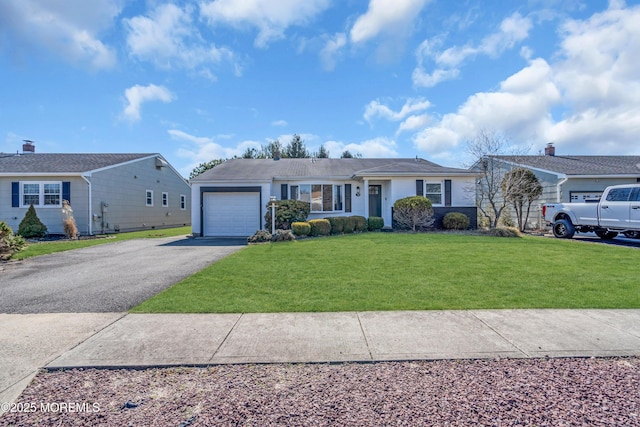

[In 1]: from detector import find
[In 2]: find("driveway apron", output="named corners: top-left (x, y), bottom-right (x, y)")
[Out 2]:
top-left (0, 236), bottom-right (246, 313)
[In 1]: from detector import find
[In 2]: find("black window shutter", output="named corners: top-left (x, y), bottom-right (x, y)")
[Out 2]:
top-left (12, 182), bottom-right (19, 207)
top-left (345, 184), bottom-right (352, 213)
top-left (62, 181), bottom-right (71, 204)
top-left (416, 180), bottom-right (424, 196)
top-left (280, 184), bottom-right (288, 200)
top-left (444, 180), bottom-right (452, 206)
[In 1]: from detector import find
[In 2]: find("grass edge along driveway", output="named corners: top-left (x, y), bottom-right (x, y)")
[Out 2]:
top-left (132, 233), bottom-right (640, 313)
top-left (11, 226), bottom-right (192, 260)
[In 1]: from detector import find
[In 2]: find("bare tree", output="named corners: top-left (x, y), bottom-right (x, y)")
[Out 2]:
top-left (466, 130), bottom-right (528, 228)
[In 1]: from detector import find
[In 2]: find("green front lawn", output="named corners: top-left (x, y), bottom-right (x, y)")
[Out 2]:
top-left (132, 233), bottom-right (640, 313)
top-left (11, 226), bottom-right (192, 260)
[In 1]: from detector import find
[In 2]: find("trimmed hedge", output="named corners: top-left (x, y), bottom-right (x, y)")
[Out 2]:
top-left (367, 216), bottom-right (384, 231)
top-left (291, 222), bottom-right (311, 236)
top-left (325, 217), bottom-right (345, 234)
top-left (309, 219), bottom-right (331, 236)
top-left (481, 227), bottom-right (522, 238)
top-left (443, 212), bottom-right (470, 230)
top-left (343, 216), bottom-right (355, 234)
top-left (351, 216), bottom-right (367, 232)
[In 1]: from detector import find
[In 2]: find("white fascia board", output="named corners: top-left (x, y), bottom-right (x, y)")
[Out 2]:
top-left (273, 175), bottom-right (352, 181)
top-left (488, 158), bottom-right (565, 178)
top-left (568, 174), bottom-right (640, 179)
top-left (0, 172), bottom-right (84, 177)
top-left (357, 172), bottom-right (477, 179)
top-left (191, 179), bottom-right (272, 185)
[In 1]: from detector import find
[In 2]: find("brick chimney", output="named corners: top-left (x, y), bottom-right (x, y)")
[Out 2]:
top-left (22, 140), bottom-right (35, 153)
top-left (544, 143), bottom-right (555, 156)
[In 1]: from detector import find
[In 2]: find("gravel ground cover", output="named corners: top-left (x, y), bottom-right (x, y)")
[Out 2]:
top-left (2, 357), bottom-right (638, 426)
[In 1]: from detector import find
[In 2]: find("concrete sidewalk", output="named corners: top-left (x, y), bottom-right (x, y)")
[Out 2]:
top-left (48, 309), bottom-right (640, 367)
top-left (2, 309), bottom-right (640, 406)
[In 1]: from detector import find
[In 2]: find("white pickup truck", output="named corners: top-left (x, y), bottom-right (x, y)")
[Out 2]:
top-left (542, 184), bottom-right (640, 239)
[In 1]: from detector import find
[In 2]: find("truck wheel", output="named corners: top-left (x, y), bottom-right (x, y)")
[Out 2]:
top-left (595, 230), bottom-right (618, 239)
top-left (553, 219), bottom-right (575, 238)
top-left (623, 231), bottom-right (640, 239)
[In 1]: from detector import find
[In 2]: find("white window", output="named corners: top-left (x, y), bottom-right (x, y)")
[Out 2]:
top-left (425, 182), bottom-right (443, 205)
top-left (291, 184), bottom-right (344, 212)
top-left (21, 182), bottom-right (61, 207)
top-left (162, 192), bottom-right (169, 207)
top-left (180, 194), bottom-right (186, 210)
top-left (146, 190), bottom-right (154, 206)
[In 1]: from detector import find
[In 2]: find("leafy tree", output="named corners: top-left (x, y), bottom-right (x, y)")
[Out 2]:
top-left (18, 204), bottom-right (48, 238)
top-left (466, 130), bottom-right (526, 228)
top-left (0, 221), bottom-right (25, 260)
top-left (393, 196), bottom-right (434, 232)
top-left (190, 159), bottom-right (225, 179)
top-left (315, 144), bottom-right (329, 158)
top-left (502, 167), bottom-right (543, 232)
top-left (260, 140), bottom-right (283, 159)
top-left (340, 150), bottom-right (362, 158)
top-left (283, 134), bottom-right (310, 158)
top-left (242, 147), bottom-right (260, 159)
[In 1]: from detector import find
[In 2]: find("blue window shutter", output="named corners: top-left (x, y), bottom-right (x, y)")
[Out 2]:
top-left (345, 184), bottom-right (352, 213)
top-left (62, 182), bottom-right (71, 204)
top-left (12, 182), bottom-right (19, 207)
top-left (416, 180), bottom-right (424, 196)
top-left (444, 180), bottom-right (452, 206)
top-left (280, 184), bottom-right (288, 200)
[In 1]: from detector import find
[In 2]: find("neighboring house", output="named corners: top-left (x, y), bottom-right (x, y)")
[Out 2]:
top-left (0, 145), bottom-right (191, 235)
top-left (190, 157), bottom-right (478, 237)
top-left (486, 144), bottom-right (640, 228)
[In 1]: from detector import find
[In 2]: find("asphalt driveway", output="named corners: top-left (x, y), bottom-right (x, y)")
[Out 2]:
top-left (0, 236), bottom-right (246, 313)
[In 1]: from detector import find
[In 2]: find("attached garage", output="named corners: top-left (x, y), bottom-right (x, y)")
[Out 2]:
top-left (202, 190), bottom-right (261, 237)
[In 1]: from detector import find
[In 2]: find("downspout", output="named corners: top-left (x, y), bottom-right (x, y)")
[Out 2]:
top-left (81, 175), bottom-right (92, 235)
top-left (556, 175), bottom-right (568, 203)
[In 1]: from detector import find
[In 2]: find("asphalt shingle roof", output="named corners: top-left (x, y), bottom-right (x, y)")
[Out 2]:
top-left (0, 153), bottom-right (155, 174)
top-left (493, 155), bottom-right (640, 176)
top-left (192, 158), bottom-right (475, 181)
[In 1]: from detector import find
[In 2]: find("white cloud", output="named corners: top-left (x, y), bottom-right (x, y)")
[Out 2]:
top-left (122, 84), bottom-right (176, 122)
top-left (325, 137), bottom-right (399, 158)
top-left (545, 2), bottom-right (640, 153)
top-left (397, 114), bottom-right (431, 134)
top-left (0, 0), bottom-right (120, 68)
top-left (413, 12), bottom-right (533, 88)
top-left (350, 0), bottom-right (430, 44)
top-left (171, 129), bottom-right (261, 175)
top-left (364, 98), bottom-right (431, 123)
top-left (199, 0), bottom-right (331, 48)
top-left (411, 3), bottom-right (640, 160)
top-left (271, 120), bottom-right (288, 127)
top-left (319, 33), bottom-right (347, 71)
top-left (124, 3), bottom-right (235, 74)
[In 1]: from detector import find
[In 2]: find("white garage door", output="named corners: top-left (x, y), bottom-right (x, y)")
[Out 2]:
top-left (203, 192), bottom-right (260, 237)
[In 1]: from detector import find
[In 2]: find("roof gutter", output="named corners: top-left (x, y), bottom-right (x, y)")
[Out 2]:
top-left (81, 175), bottom-right (92, 235)
top-left (557, 175), bottom-right (568, 202)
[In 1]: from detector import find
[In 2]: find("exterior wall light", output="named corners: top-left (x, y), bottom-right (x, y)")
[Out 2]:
top-left (356, 186), bottom-right (361, 197)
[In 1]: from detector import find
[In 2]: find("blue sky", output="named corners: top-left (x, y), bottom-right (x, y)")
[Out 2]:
top-left (2, 0), bottom-right (639, 177)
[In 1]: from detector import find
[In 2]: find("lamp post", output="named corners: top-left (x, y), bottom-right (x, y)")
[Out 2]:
top-left (270, 196), bottom-right (277, 233)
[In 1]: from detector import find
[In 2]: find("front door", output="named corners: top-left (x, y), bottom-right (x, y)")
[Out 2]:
top-left (369, 185), bottom-right (382, 217)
